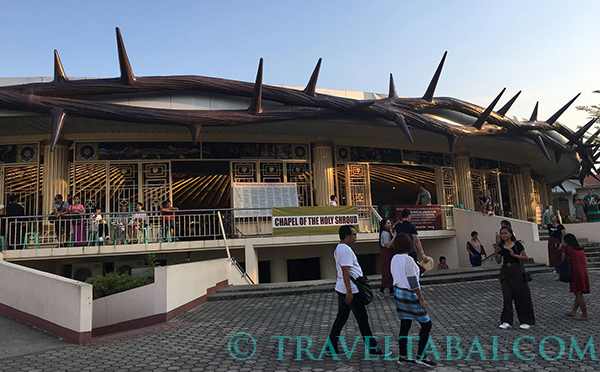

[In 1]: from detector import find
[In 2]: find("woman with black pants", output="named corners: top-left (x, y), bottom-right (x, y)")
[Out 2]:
top-left (494, 226), bottom-right (535, 330)
top-left (391, 233), bottom-right (436, 368)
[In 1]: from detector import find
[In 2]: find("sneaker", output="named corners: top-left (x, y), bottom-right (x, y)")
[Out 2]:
top-left (415, 358), bottom-right (437, 368)
top-left (377, 292), bottom-right (385, 300)
top-left (397, 357), bottom-right (415, 364)
top-left (98, 237), bottom-right (103, 242)
top-left (369, 348), bottom-right (392, 357)
top-left (499, 322), bottom-right (512, 330)
top-left (519, 324), bottom-right (532, 330)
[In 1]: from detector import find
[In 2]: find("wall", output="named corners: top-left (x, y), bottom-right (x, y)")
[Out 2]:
top-left (561, 222), bottom-right (600, 243)
top-left (0, 261), bottom-right (92, 343)
top-left (92, 258), bottom-right (248, 336)
top-left (453, 209), bottom-right (547, 268)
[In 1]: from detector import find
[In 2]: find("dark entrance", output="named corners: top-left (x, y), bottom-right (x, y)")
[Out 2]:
top-left (287, 258), bottom-right (320, 281)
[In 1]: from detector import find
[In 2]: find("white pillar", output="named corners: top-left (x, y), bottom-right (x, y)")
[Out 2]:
top-left (42, 141), bottom-right (70, 215)
top-left (454, 153), bottom-right (474, 211)
top-left (244, 241), bottom-right (259, 284)
top-left (312, 142), bottom-right (335, 207)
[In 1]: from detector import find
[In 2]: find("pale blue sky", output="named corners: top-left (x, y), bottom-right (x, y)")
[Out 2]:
top-left (1, 1), bottom-right (598, 130)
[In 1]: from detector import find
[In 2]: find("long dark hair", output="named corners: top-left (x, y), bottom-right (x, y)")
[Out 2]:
top-left (379, 218), bottom-right (390, 246)
top-left (499, 226), bottom-right (516, 247)
top-left (563, 233), bottom-right (582, 250)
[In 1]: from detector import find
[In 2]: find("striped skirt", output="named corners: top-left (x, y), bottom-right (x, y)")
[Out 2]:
top-left (394, 287), bottom-right (430, 323)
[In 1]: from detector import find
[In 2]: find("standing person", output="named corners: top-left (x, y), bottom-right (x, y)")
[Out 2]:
top-left (584, 188), bottom-right (600, 222)
top-left (161, 200), bottom-right (179, 241)
top-left (129, 202), bottom-right (147, 243)
top-left (328, 225), bottom-right (387, 357)
top-left (485, 190), bottom-right (494, 215)
top-left (573, 194), bottom-right (587, 223)
top-left (467, 231), bottom-right (487, 267)
top-left (415, 184), bottom-right (431, 206)
top-left (114, 204), bottom-right (130, 244)
top-left (52, 194), bottom-right (70, 247)
top-left (494, 220), bottom-right (512, 248)
top-left (478, 191), bottom-right (488, 216)
top-left (377, 218), bottom-right (397, 299)
top-left (67, 195), bottom-right (86, 246)
top-left (329, 195), bottom-right (338, 206)
top-left (494, 226), bottom-right (535, 330)
top-left (540, 212), bottom-right (565, 274)
top-left (391, 233), bottom-right (436, 367)
top-left (394, 209), bottom-right (429, 265)
top-left (4, 195), bottom-right (25, 249)
top-left (562, 234), bottom-right (590, 321)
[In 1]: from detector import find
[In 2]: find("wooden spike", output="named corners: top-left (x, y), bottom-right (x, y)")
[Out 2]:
top-left (529, 102), bottom-right (538, 122)
top-left (189, 124), bottom-right (202, 145)
top-left (546, 93), bottom-right (580, 124)
top-left (472, 88), bottom-right (506, 130)
top-left (496, 90), bottom-right (521, 116)
top-left (50, 108), bottom-right (67, 151)
top-left (116, 27), bottom-right (136, 85)
top-left (394, 114), bottom-right (413, 143)
top-left (532, 134), bottom-right (551, 161)
top-left (554, 150), bottom-right (562, 165)
top-left (248, 58), bottom-right (263, 114)
top-left (388, 73), bottom-right (398, 99)
top-left (53, 50), bottom-right (68, 84)
top-left (585, 128), bottom-right (600, 144)
top-left (557, 183), bottom-right (569, 194)
top-left (302, 58), bottom-right (321, 97)
top-left (566, 118), bottom-right (597, 146)
top-left (594, 151), bottom-right (600, 162)
top-left (447, 135), bottom-right (458, 153)
top-left (422, 51), bottom-right (447, 102)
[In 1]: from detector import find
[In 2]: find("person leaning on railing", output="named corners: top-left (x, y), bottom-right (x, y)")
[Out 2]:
top-left (160, 200), bottom-right (179, 241)
top-left (52, 194), bottom-right (70, 247)
top-left (5, 195), bottom-right (25, 249)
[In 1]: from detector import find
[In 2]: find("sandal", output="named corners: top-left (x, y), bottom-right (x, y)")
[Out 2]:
top-left (575, 316), bottom-right (590, 321)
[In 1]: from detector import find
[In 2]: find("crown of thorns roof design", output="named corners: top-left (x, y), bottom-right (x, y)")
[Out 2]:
top-left (0, 28), bottom-right (597, 186)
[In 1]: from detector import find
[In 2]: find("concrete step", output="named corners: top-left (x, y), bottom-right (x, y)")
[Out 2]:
top-left (208, 264), bottom-right (552, 301)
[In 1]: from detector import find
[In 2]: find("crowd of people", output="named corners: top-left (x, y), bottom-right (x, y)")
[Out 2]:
top-left (0, 194), bottom-right (182, 249)
top-left (331, 212), bottom-right (592, 366)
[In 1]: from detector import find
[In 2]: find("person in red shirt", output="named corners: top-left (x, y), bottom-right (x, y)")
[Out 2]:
top-left (436, 256), bottom-right (449, 270)
top-left (562, 234), bottom-right (590, 321)
top-left (160, 200), bottom-right (179, 241)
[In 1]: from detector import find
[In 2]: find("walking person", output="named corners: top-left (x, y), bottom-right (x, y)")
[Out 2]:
top-left (394, 209), bottom-right (429, 264)
top-left (573, 195), bottom-right (587, 223)
top-left (562, 234), bottom-right (590, 321)
top-left (467, 231), bottom-right (487, 267)
top-left (378, 218), bottom-right (397, 299)
top-left (494, 226), bottom-right (535, 330)
top-left (328, 225), bottom-right (388, 357)
top-left (584, 188), bottom-right (600, 222)
top-left (391, 232), bottom-right (436, 367)
top-left (540, 211), bottom-right (565, 275)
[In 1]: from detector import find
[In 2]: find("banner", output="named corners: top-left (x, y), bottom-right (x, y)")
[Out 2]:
top-left (395, 205), bottom-right (442, 230)
top-left (272, 206), bottom-right (359, 236)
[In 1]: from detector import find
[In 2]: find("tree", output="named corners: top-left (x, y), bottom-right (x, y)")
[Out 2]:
top-left (576, 90), bottom-right (600, 144)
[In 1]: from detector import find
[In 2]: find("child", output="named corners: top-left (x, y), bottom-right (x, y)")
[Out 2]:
top-left (437, 256), bottom-right (449, 270)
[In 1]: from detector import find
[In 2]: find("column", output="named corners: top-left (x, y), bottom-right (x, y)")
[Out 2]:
top-left (513, 172), bottom-right (527, 221)
top-left (312, 142), bottom-right (335, 207)
top-left (42, 140), bottom-right (70, 215)
top-left (454, 153), bottom-right (475, 211)
top-left (435, 167), bottom-right (445, 205)
top-left (520, 165), bottom-right (535, 222)
top-left (540, 177), bottom-right (549, 207)
top-left (244, 241), bottom-right (259, 284)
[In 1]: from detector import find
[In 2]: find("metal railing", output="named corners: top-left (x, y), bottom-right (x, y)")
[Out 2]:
top-left (1, 205), bottom-right (453, 250)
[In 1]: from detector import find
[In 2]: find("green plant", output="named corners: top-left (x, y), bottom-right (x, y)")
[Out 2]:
top-left (86, 271), bottom-right (153, 300)
top-left (145, 253), bottom-right (158, 279)
top-left (561, 215), bottom-right (580, 224)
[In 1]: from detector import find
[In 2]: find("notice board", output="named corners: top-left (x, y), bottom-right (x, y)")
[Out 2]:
top-left (233, 183), bottom-right (299, 217)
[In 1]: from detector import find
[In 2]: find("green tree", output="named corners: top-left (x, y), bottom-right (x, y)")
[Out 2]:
top-left (576, 91), bottom-right (600, 144)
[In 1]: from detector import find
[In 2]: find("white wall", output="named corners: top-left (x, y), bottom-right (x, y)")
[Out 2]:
top-left (561, 222), bottom-right (600, 243)
top-left (453, 209), bottom-right (548, 268)
top-left (0, 261), bottom-right (92, 338)
top-left (92, 258), bottom-right (248, 330)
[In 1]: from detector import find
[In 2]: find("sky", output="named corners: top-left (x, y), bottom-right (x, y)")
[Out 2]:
top-left (1, 0), bottom-right (599, 131)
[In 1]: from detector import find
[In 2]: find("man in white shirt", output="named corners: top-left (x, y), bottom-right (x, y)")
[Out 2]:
top-left (328, 225), bottom-right (387, 357)
top-left (329, 195), bottom-right (338, 206)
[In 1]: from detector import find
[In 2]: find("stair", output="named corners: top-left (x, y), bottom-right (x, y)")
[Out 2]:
top-left (581, 241), bottom-right (600, 270)
top-left (208, 264), bottom-right (552, 301)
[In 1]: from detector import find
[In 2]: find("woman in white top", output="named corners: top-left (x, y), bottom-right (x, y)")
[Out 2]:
top-left (391, 233), bottom-right (436, 368)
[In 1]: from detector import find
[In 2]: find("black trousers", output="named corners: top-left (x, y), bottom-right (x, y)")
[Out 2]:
top-left (500, 264), bottom-right (535, 325)
top-left (329, 291), bottom-right (378, 351)
top-left (399, 318), bottom-right (432, 357)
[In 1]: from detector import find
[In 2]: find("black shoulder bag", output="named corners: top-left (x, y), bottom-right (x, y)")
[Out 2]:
top-left (350, 275), bottom-right (373, 305)
top-left (559, 246), bottom-right (572, 283)
top-left (512, 242), bottom-right (532, 282)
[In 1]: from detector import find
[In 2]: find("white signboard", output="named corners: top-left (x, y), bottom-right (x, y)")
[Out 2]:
top-left (233, 183), bottom-right (299, 217)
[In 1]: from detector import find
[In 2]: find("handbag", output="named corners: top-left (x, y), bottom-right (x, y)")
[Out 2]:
top-left (512, 243), bottom-right (532, 282)
top-left (350, 275), bottom-right (373, 305)
top-left (559, 246), bottom-right (572, 283)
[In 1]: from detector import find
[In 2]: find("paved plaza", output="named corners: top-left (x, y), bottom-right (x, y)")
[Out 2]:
top-left (1, 271), bottom-right (599, 371)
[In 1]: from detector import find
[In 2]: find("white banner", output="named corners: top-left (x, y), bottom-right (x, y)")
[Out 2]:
top-left (273, 214), bottom-right (359, 228)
